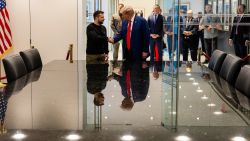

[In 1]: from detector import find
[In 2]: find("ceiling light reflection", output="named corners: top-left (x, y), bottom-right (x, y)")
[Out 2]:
top-left (213, 111), bottom-right (223, 115)
top-left (192, 82), bottom-right (199, 86)
top-left (201, 95), bottom-right (208, 100)
top-left (208, 103), bottom-right (216, 107)
top-left (189, 78), bottom-right (194, 81)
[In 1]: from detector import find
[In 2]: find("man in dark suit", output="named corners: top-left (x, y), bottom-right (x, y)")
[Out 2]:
top-left (229, 4), bottom-right (250, 58)
top-left (197, 12), bottom-right (205, 52)
top-left (112, 61), bottom-right (149, 110)
top-left (108, 6), bottom-right (150, 61)
top-left (182, 10), bottom-right (199, 62)
top-left (165, 8), bottom-right (184, 60)
top-left (147, 5), bottom-right (164, 61)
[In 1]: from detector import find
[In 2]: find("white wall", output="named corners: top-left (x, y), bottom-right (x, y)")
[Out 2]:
top-left (8, 0), bottom-right (30, 55)
top-left (7, 0), bottom-right (84, 64)
top-left (30, 0), bottom-right (78, 64)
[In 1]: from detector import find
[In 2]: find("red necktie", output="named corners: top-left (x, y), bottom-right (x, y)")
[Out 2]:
top-left (154, 44), bottom-right (159, 61)
top-left (126, 21), bottom-right (131, 50)
top-left (126, 70), bottom-right (131, 97)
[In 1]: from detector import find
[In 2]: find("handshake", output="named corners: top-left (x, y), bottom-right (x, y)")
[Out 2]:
top-left (107, 37), bottom-right (115, 44)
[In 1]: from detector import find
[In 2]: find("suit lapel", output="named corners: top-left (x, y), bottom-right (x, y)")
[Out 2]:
top-left (131, 16), bottom-right (138, 41)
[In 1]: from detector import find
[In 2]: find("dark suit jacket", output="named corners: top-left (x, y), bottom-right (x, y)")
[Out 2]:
top-left (113, 61), bottom-right (149, 102)
top-left (230, 15), bottom-right (250, 45)
top-left (166, 16), bottom-right (184, 36)
top-left (114, 16), bottom-right (150, 60)
top-left (183, 17), bottom-right (199, 39)
top-left (147, 14), bottom-right (164, 39)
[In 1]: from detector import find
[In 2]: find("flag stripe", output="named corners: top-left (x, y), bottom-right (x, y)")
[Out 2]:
top-left (0, 0), bottom-right (12, 58)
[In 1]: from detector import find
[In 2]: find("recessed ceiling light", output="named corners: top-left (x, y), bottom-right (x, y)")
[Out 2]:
top-left (120, 135), bottom-right (136, 141)
top-left (185, 73), bottom-right (192, 76)
top-left (231, 136), bottom-right (247, 141)
top-left (66, 134), bottom-right (81, 140)
top-left (12, 133), bottom-right (27, 140)
top-left (175, 135), bottom-right (191, 141)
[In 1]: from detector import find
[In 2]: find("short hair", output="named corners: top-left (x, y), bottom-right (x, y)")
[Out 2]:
top-left (198, 11), bottom-right (202, 14)
top-left (206, 4), bottom-right (212, 8)
top-left (93, 92), bottom-right (104, 106)
top-left (187, 10), bottom-right (193, 14)
top-left (120, 6), bottom-right (134, 15)
top-left (119, 3), bottom-right (124, 7)
top-left (154, 4), bottom-right (160, 8)
top-left (239, 4), bottom-right (246, 10)
top-left (93, 10), bottom-right (104, 19)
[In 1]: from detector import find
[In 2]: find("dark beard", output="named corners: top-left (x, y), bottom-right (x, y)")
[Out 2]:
top-left (98, 21), bottom-right (104, 25)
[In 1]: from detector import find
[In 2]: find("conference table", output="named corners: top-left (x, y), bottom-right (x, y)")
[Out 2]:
top-left (1, 60), bottom-right (249, 132)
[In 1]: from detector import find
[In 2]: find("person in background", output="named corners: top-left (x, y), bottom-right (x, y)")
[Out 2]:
top-left (197, 12), bottom-right (205, 53)
top-left (229, 4), bottom-right (250, 58)
top-left (86, 59), bottom-right (109, 106)
top-left (182, 10), bottom-right (199, 63)
top-left (200, 4), bottom-right (222, 63)
top-left (148, 5), bottom-right (164, 61)
top-left (165, 8), bottom-right (184, 60)
top-left (110, 61), bottom-right (149, 111)
top-left (108, 6), bottom-right (150, 61)
top-left (86, 10), bottom-right (109, 63)
top-left (110, 3), bottom-right (124, 61)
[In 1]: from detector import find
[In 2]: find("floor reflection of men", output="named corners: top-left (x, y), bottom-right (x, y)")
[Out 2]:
top-left (150, 61), bottom-right (163, 80)
top-left (86, 60), bottom-right (109, 106)
top-left (112, 61), bottom-right (150, 111)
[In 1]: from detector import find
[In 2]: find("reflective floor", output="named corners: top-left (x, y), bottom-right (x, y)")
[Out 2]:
top-left (0, 60), bottom-right (250, 141)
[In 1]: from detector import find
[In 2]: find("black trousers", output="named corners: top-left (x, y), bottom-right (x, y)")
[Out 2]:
top-left (183, 36), bottom-right (198, 61)
top-left (204, 37), bottom-right (217, 58)
top-left (233, 36), bottom-right (247, 58)
top-left (197, 31), bottom-right (205, 52)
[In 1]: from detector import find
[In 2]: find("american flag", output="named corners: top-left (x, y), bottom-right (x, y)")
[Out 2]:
top-left (0, 0), bottom-right (11, 58)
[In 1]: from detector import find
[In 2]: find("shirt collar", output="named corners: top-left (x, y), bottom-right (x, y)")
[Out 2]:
top-left (130, 14), bottom-right (135, 22)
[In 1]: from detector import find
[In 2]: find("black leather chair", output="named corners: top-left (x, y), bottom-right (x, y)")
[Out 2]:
top-left (235, 65), bottom-right (250, 97)
top-left (2, 54), bottom-right (28, 83)
top-left (208, 50), bottom-right (227, 73)
top-left (20, 48), bottom-right (42, 72)
top-left (219, 54), bottom-right (243, 85)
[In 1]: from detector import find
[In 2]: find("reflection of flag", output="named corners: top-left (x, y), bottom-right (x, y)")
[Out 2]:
top-left (0, 0), bottom-right (12, 58)
top-left (0, 94), bottom-right (7, 125)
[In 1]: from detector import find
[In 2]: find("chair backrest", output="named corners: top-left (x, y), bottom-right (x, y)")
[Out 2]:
top-left (235, 65), bottom-right (250, 97)
top-left (219, 54), bottom-right (242, 85)
top-left (208, 50), bottom-right (227, 73)
top-left (2, 54), bottom-right (28, 83)
top-left (20, 48), bottom-right (42, 72)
